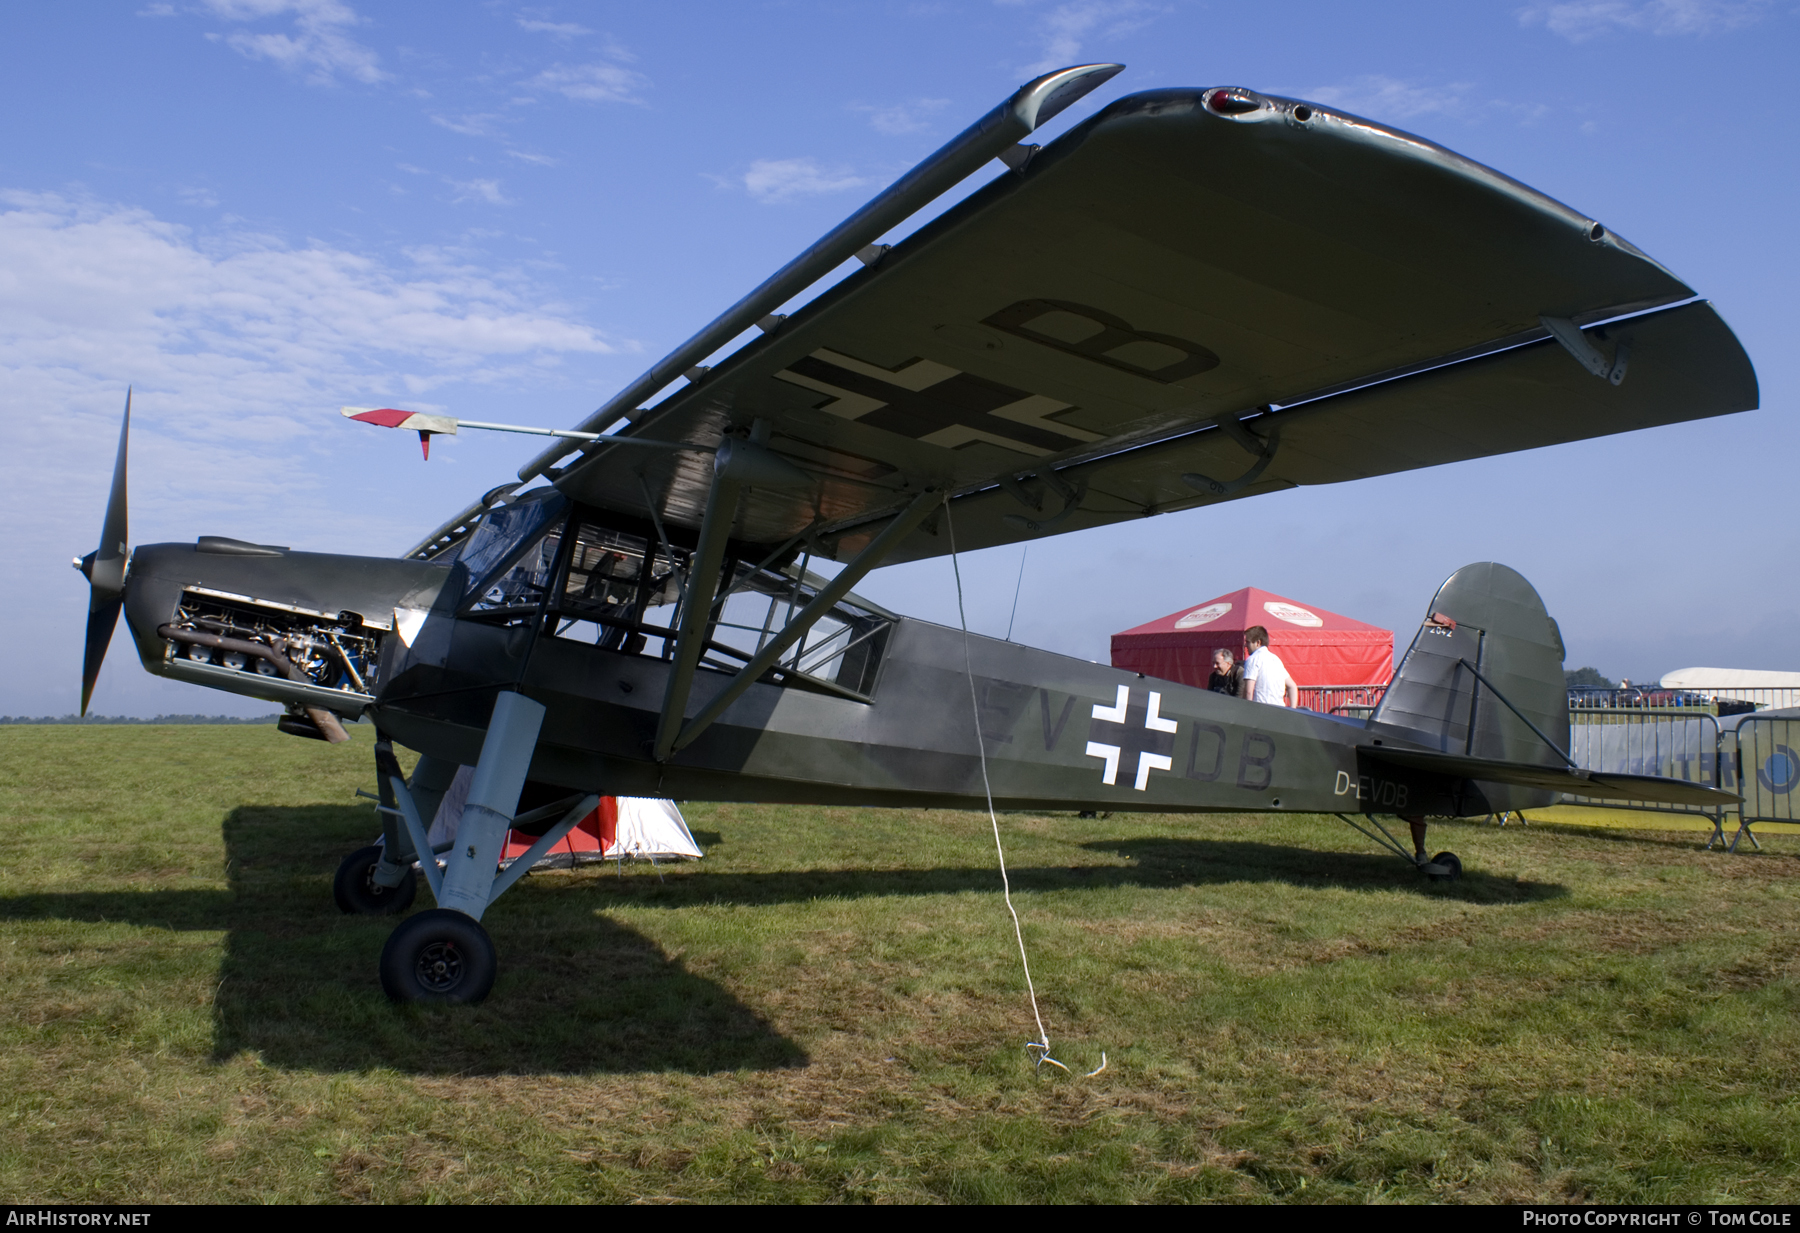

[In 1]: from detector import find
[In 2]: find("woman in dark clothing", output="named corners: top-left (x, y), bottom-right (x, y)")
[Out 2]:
top-left (1207, 647), bottom-right (1242, 697)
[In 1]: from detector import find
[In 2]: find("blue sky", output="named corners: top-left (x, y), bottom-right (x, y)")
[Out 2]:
top-left (2, 0), bottom-right (1794, 716)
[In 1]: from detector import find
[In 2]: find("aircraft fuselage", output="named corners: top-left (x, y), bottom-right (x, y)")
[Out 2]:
top-left (120, 538), bottom-right (1531, 819)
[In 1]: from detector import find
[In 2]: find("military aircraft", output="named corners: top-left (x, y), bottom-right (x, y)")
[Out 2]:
top-left (75, 65), bottom-right (1756, 1004)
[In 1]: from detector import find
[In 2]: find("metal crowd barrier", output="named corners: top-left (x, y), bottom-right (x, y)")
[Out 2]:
top-left (1568, 686), bottom-right (1712, 709)
top-left (1563, 708), bottom-right (1731, 848)
top-left (1722, 714), bottom-right (1800, 852)
top-left (1297, 685), bottom-right (1388, 714)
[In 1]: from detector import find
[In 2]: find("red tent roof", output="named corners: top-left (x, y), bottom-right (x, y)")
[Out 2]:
top-left (1111, 587), bottom-right (1392, 689)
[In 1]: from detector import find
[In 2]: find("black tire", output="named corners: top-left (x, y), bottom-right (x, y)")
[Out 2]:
top-left (333, 845), bottom-right (417, 915)
top-left (379, 909), bottom-right (497, 1005)
top-left (1428, 851), bottom-right (1463, 882)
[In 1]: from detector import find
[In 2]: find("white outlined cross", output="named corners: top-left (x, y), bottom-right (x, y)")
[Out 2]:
top-left (1085, 686), bottom-right (1178, 790)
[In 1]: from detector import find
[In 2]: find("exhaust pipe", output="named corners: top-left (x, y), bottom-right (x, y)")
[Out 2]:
top-left (157, 624), bottom-right (350, 743)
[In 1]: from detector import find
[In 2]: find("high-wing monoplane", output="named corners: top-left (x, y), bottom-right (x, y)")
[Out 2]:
top-left (75, 66), bottom-right (1757, 1003)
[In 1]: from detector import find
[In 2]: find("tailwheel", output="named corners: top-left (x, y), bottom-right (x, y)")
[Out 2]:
top-left (333, 845), bottom-right (417, 915)
top-left (379, 909), bottom-right (497, 1005)
top-left (1426, 851), bottom-right (1463, 882)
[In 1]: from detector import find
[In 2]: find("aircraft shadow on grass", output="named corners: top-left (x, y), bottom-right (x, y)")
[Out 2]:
top-left (0, 806), bottom-right (1565, 1075)
top-left (575, 836), bottom-right (1566, 910)
top-left (0, 806), bottom-right (808, 1077)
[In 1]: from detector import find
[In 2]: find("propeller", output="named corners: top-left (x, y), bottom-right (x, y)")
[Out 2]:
top-left (74, 390), bottom-right (131, 715)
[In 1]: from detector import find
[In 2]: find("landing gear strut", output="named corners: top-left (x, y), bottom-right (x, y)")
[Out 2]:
top-left (362, 693), bottom-right (599, 1004)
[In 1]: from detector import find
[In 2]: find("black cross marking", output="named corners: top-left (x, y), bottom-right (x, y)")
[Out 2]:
top-left (781, 353), bottom-right (1075, 455)
top-left (1085, 686), bottom-right (1178, 790)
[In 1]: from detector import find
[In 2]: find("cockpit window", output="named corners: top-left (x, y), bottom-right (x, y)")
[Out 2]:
top-left (455, 491), bottom-right (568, 608)
top-left (544, 518), bottom-right (682, 651)
top-left (526, 502), bottom-right (894, 703)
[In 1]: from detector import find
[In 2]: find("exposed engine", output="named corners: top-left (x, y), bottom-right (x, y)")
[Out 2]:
top-left (158, 589), bottom-right (384, 741)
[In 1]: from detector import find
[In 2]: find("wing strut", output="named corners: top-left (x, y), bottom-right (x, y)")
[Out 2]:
top-left (653, 489), bottom-right (943, 761)
top-left (653, 474), bottom-right (748, 762)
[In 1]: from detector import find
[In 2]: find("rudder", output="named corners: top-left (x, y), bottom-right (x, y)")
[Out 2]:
top-left (1372, 563), bottom-right (1569, 764)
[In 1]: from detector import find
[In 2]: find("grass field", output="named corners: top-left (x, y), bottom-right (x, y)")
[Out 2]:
top-left (1, 723), bottom-right (1796, 1204)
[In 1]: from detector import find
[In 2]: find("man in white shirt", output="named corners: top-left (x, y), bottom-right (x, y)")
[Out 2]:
top-left (1240, 625), bottom-right (1296, 707)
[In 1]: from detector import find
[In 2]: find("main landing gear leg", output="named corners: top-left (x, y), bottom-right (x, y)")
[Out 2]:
top-left (368, 693), bottom-right (600, 1005)
top-left (380, 690), bottom-right (542, 1004)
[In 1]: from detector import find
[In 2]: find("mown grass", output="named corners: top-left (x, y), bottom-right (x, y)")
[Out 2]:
top-left (0, 723), bottom-right (1796, 1203)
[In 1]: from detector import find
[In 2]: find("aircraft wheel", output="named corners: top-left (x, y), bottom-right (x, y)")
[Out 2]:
top-left (333, 845), bottom-right (416, 915)
top-left (379, 909), bottom-right (496, 1005)
top-left (1428, 851), bottom-right (1463, 882)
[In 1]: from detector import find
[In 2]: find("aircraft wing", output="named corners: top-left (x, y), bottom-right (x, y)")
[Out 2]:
top-left (1360, 746), bottom-right (1742, 808)
top-left (548, 86), bottom-right (1757, 563)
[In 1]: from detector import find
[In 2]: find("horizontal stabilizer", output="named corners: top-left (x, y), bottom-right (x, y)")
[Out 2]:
top-left (1360, 746), bottom-right (1741, 807)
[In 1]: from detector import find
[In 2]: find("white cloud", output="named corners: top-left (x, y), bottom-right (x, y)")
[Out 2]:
top-left (448, 178), bottom-right (513, 206)
top-left (392, 161), bottom-right (521, 204)
top-left (739, 159), bottom-right (873, 204)
top-left (505, 150), bottom-right (558, 166)
top-left (199, 0), bottom-right (384, 85)
top-left (430, 113), bottom-right (503, 138)
top-left (1300, 75), bottom-right (1474, 123)
top-left (855, 98), bottom-right (951, 136)
top-left (1004, 0), bottom-right (1161, 76)
top-left (527, 61), bottom-right (648, 105)
top-left (517, 18), bottom-right (593, 38)
top-left (1518, 0), bottom-right (1769, 40)
top-left (0, 190), bottom-right (619, 508)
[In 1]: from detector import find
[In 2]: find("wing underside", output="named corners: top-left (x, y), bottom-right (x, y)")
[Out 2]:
top-left (548, 87), bottom-right (1756, 562)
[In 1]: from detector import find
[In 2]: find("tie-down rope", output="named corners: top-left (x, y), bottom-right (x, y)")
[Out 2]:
top-left (943, 499), bottom-right (1105, 1079)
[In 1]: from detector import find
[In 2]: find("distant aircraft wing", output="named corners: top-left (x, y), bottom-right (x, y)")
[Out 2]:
top-left (547, 87), bottom-right (1757, 563)
top-left (1361, 746), bottom-right (1742, 807)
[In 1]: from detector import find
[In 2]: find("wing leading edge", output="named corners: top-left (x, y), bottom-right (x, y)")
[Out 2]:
top-left (546, 84), bottom-right (1755, 563)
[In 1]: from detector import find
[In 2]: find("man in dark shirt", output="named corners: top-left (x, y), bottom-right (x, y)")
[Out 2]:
top-left (1207, 647), bottom-right (1241, 697)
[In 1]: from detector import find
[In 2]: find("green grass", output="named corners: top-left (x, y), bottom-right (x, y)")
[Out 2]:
top-left (1, 723), bottom-right (1796, 1203)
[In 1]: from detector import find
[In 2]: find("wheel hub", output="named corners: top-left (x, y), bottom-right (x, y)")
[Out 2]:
top-left (362, 868), bottom-right (389, 899)
top-left (415, 941), bottom-right (464, 992)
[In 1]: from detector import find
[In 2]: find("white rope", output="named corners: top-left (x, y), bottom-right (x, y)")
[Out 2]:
top-left (943, 500), bottom-right (1067, 1073)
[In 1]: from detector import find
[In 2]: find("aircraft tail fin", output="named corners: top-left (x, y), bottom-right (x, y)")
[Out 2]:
top-left (1371, 563), bottom-right (1570, 765)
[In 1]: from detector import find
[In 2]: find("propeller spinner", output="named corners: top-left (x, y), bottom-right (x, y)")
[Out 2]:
top-left (74, 390), bottom-right (131, 715)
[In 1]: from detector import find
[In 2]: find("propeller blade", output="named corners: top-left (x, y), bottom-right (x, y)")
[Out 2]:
top-left (78, 390), bottom-right (131, 715)
top-left (80, 595), bottom-right (121, 716)
top-left (93, 390), bottom-right (130, 597)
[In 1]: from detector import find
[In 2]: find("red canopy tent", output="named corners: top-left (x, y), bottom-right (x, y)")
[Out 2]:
top-left (1111, 587), bottom-right (1392, 696)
